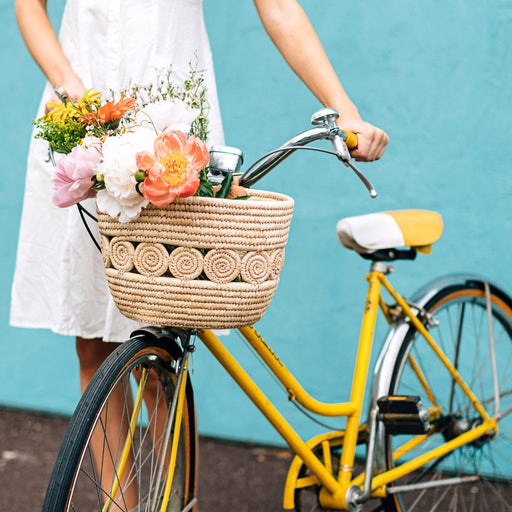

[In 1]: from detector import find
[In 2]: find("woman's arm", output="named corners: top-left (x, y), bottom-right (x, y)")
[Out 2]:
top-left (15, 0), bottom-right (84, 100)
top-left (253, 0), bottom-right (388, 161)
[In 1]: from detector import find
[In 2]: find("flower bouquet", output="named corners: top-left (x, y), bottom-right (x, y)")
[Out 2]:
top-left (35, 67), bottom-right (294, 329)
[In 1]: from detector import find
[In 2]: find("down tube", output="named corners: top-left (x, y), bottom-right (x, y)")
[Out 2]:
top-left (197, 329), bottom-right (341, 496)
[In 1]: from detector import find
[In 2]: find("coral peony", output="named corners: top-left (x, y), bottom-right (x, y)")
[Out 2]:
top-left (136, 129), bottom-right (209, 206)
top-left (52, 137), bottom-right (102, 207)
top-left (96, 129), bottom-right (155, 222)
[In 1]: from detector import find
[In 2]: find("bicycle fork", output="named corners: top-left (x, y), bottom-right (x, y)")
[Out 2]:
top-left (150, 349), bottom-right (191, 512)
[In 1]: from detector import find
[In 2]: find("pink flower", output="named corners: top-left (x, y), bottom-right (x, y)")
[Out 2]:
top-left (136, 129), bottom-right (209, 206)
top-left (53, 139), bottom-right (102, 207)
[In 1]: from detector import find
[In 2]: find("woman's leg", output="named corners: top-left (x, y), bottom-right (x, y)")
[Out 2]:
top-left (76, 336), bottom-right (119, 393)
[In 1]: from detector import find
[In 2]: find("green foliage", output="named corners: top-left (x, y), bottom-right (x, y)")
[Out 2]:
top-left (214, 172), bottom-right (233, 199)
top-left (182, 65), bottom-right (210, 143)
top-left (196, 171), bottom-right (250, 200)
top-left (33, 117), bottom-right (86, 154)
top-left (196, 168), bottom-right (214, 197)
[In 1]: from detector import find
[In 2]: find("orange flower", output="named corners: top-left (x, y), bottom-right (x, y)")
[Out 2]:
top-left (78, 97), bottom-right (135, 126)
top-left (136, 130), bottom-right (209, 206)
top-left (96, 97), bottom-right (136, 124)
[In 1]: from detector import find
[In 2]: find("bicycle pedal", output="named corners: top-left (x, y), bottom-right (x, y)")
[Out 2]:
top-left (377, 396), bottom-right (430, 435)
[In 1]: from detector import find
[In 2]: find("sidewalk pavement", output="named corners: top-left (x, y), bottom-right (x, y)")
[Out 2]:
top-left (0, 406), bottom-right (293, 511)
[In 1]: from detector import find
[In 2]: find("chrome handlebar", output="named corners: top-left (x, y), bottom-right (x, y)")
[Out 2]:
top-left (238, 108), bottom-right (377, 197)
top-left (238, 125), bottom-right (334, 187)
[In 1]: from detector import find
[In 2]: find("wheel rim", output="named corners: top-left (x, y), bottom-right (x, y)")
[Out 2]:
top-left (387, 288), bottom-right (512, 511)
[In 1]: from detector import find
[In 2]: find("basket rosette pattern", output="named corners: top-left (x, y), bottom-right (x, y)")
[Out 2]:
top-left (36, 66), bottom-right (294, 328)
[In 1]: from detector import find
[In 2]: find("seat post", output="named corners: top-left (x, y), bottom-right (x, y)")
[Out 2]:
top-left (369, 260), bottom-right (394, 275)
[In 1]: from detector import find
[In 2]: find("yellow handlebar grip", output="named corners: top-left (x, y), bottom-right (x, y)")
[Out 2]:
top-left (343, 130), bottom-right (358, 150)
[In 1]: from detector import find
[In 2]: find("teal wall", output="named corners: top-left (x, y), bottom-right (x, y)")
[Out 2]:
top-left (1, 1), bottom-right (511, 446)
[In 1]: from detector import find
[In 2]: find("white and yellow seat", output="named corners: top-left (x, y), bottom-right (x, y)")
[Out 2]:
top-left (336, 210), bottom-right (443, 258)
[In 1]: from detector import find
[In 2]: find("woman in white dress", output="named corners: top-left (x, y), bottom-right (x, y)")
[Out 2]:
top-left (12, 0), bottom-right (388, 395)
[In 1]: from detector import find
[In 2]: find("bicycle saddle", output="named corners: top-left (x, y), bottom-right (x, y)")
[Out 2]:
top-left (336, 210), bottom-right (443, 256)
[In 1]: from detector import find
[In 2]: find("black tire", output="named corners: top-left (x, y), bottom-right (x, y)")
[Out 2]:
top-left (42, 333), bottom-right (196, 512)
top-left (383, 282), bottom-right (512, 511)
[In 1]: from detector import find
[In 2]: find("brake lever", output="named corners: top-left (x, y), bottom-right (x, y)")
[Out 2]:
top-left (346, 159), bottom-right (378, 198)
top-left (330, 127), bottom-right (377, 198)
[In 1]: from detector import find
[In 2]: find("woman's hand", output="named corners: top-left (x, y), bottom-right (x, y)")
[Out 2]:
top-left (45, 74), bottom-right (86, 113)
top-left (54, 74), bottom-right (86, 103)
top-left (340, 118), bottom-right (389, 162)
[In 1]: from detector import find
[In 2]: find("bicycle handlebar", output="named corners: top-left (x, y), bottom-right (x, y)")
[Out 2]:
top-left (239, 125), bottom-right (335, 187)
top-left (238, 108), bottom-right (377, 198)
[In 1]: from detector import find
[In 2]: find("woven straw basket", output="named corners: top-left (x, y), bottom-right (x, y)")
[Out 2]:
top-left (97, 190), bottom-right (294, 329)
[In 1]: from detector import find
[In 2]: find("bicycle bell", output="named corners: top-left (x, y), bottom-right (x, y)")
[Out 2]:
top-left (311, 107), bottom-right (339, 127)
top-left (208, 145), bottom-right (244, 184)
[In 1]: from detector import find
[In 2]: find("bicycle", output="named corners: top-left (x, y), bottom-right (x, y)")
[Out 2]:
top-left (42, 108), bottom-right (512, 512)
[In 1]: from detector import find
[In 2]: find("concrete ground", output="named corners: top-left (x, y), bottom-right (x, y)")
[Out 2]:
top-left (0, 406), bottom-right (295, 511)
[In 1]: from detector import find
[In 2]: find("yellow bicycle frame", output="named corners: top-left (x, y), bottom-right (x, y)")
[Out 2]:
top-left (197, 268), bottom-right (497, 510)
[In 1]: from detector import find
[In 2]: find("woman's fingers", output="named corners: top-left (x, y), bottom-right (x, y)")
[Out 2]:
top-left (340, 119), bottom-right (389, 162)
top-left (44, 77), bottom-right (86, 113)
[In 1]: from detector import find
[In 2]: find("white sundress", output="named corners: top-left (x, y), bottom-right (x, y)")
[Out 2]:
top-left (10, 0), bottom-right (225, 342)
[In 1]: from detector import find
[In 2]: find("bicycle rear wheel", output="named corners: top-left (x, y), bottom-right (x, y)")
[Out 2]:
top-left (383, 282), bottom-right (512, 511)
top-left (43, 332), bottom-right (196, 512)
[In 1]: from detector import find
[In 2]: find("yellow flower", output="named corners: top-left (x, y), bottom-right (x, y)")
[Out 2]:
top-left (46, 89), bottom-right (102, 123)
top-left (78, 89), bottom-right (102, 110)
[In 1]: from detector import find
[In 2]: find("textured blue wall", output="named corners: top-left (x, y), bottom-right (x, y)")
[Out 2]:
top-left (1, 0), bottom-right (511, 446)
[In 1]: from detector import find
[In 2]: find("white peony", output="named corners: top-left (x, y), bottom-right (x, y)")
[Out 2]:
top-left (96, 129), bottom-right (156, 222)
top-left (134, 99), bottom-right (199, 135)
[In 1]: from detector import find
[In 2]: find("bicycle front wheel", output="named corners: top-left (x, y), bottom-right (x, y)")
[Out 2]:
top-left (383, 282), bottom-right (512, 512)
top-left (43, 333), bottom-right (196, 512)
